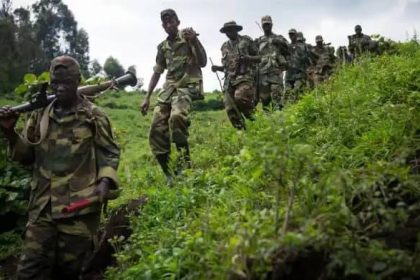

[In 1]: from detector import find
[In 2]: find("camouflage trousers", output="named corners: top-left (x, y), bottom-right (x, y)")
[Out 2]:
top-left (17, 203), bottom-right (100, 280)
top-left (259, 82), bottom-right (284, 111)
top-left (149, 92), bottom-right (192, 155)
top-left (284, 77), bottom-right (307, 105)
top-left (224, 82), bottom-right (256, 129)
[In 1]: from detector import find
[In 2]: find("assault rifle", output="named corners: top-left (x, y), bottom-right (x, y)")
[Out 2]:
top-left (1, 71), bottom-right (137, 117)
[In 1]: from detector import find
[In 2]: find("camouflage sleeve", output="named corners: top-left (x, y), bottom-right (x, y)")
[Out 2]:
top-left (153, 43), bottom-right (166, 74)
top-left (8, 112), bottom-right (39, 165)
top-left (221, 42), bottom-right (228, 67)
top-left (246, 36), bottom-right (259, 56)
top-left (93, 110), bottom-right (120, 188)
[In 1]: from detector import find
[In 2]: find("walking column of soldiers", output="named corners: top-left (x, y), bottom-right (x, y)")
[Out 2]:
top-left (0, 7), bottom-right (378, 279)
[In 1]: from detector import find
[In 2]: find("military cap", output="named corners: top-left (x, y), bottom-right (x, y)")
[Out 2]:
top-left (161, 9), bottom-right (179, 22)
top-left (220, 21), bottom-right (243, 33)
top-left (50, 55), bottom-right (80, 78)
top-left (288, 28), bottom-right (297, 34)
top-left (315, 35), bottom-right (323, 42)
top-left (261, 15), bottom-right (272, 25)
top-left (355, 24), bottom-right (362, 30)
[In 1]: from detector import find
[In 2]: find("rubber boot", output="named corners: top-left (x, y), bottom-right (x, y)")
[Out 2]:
top-left (156, 153), bottom-right (173, 186)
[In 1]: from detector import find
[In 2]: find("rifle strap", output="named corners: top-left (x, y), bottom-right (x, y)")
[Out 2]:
top-left (22, 100), bottom-right (54, 146)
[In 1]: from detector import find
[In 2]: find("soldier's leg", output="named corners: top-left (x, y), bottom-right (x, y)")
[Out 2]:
top-left (16, 213), bottom-right (56, 279)
top-left (294, 78), bottom-right (307, 101)
top-left (270, 83), bottom-right (284, 110)
top-left (259, 85), bottom-right (271, 111)
top-left (234, 83), bottom-right (256, 120)
top-left (149, 103), bottom-right (172, 179)
top-left (223, 87), bottom-right (245, 129)
top-left (283, 79), bottom-right (295, 106)
top-left (169, 93), bottom-right (192, 173)
top-left (55, 212), bottom-right (100, 280)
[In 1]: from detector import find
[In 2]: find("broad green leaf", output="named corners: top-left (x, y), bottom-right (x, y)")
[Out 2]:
top-left (38, 72), bottom-right (50, 83)
top-left (24, 73), bottom-right (37, 84)
top-left (14, 84), bottom-right (28, 95)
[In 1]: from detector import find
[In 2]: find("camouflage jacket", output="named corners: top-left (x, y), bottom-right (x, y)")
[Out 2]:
top-left (154, 30), bottom-right (206, 103)
top-left (348, 33), bottom-right (372, 57)
top-left (286, 41), bottom-right (312, 80)
top-left (313, 45), bottom-right (336, 73)
top-left (221, 35), bottom-right (258, 87)
top-left (255, 33), bottom-right (289, 76)
top-left (9, 99), bottom-right (120, 222)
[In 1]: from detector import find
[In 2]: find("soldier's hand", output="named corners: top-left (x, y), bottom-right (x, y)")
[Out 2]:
top-left (94, 178), bottom-right (111, 203)
top-left (211, 65), bottom-right (223, 72)
top-left (0, 106), bottom-right (19, 133)
top-left (141, 98), bottom-right (150, 116)
top-left (183, 27), bottom-right (197, 42)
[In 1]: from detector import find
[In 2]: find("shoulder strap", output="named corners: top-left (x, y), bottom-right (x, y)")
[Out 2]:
top-left (22, 101), bottom-right (54, 146)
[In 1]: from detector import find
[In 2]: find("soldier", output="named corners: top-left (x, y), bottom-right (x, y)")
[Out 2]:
top-left (312, 35), bottom-right (336, 85)
top-left (336, 46), bottom-right (352, 66)
top-left (284, 29), bottom-right (312, 104)
top-left (297, 31), bottom-right (318, 89)
top-left (348, 25), bottom-right (372, 59)
top-left (0, 55), bottom-right (120, 279)
top-left (254, 15), bottom-right (289, 111)
top-left (211, 21), bottom-right (260, 129)
top-left (140, 9), bottom-right (207, 182)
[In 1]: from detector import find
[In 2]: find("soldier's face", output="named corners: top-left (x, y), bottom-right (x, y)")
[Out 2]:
top-left (225, 29), bottom-right (238, 40)
top-left (316, 40), bottom-right (323, 47)
top-left (289, 33), bottom-right (297, 42)
top-left (355, 27), bottom-right (362, 35)
top-left (50, 68), bottom-right (80, 103)
top-left (262, 23), bottom-right (272, 33)
top-left (162, 16), bottom-right (179, 37)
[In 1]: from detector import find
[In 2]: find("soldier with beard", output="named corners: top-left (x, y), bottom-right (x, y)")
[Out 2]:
top-left (212, 21), bottom-right (260, 129)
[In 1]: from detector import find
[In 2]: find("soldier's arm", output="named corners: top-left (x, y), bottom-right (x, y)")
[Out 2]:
top-left (4, 111), bottom-right (37, 165)
top-left (146, 45), bottom-right (166, 99)
top-left (191, 37), bottom-right (207, 67)
top-left (245, 38), bottom-right (261, 63)
top-left (93, 110), bottom-right (120, 189)
top-left (141, 46), bottom-right (164, 114)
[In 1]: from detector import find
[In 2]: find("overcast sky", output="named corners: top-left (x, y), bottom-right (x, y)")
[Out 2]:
top-left (13, 0), bottom-right (420, 91)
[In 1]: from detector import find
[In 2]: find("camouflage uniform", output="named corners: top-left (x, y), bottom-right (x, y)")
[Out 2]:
top-left (7, 56), bottom-right (120, 279)
top-left (255, 16), bottom-right (289, 110)
top-left (149, 30), bottom-right (206, 156)
top-left (284, 29), bottom-right (312, 104)
top-left (297, 32), bottom-right (318, 90)
top-left (348, 25), bottom-right (372, 59)
top-left (10, 98), bottom-right (120, 279)
top-left (336, 46), bottom-right (352, 66)
top-left (220, 22), bottom-right (259, 129)
top-left (312, 35), bottom-right (336, 85)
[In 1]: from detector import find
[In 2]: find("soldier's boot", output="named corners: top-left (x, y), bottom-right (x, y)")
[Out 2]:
top-left (175, 143), bottom-right (191, 176)
top-left (156, 153), bottom-right (173, 185)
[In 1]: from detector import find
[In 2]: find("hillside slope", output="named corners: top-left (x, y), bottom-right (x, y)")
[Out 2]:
top-left (0, 42), bottom-right (419, 279)
top-left (103, 42), bottom-right (419, 279)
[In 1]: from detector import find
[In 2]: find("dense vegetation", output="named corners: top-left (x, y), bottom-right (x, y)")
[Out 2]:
top-left (0, 42), bottom-right (419, 279)
top-left (0, 0), bottom-right (130, 94)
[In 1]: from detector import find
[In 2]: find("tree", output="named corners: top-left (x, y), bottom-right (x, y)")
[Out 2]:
top-left (0, 0), bottom-right (91, 94)
top-left (103, 56), bottom-right (125, 78)
top-left (0, 0), bottom-right (17, 93)
top-left (70, 28), bottom-right (89, 77)
top-left (89, 59), bottom-right (102, 76)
